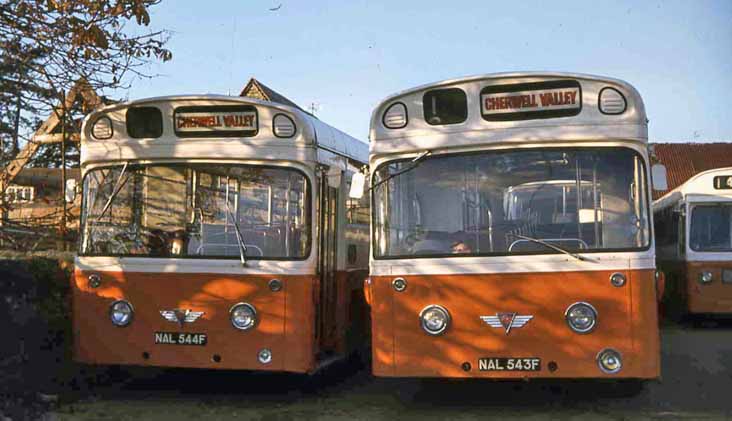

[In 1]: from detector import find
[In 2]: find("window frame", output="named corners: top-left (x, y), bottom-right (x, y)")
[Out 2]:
top-left (422, 88), bottom-right (468, 126)
top-left (371, 146), bottom-right (653, 260)
top-left (688, 202), bottom-right (732, 253)
top-left (78, 162), bottom-right (313, 261)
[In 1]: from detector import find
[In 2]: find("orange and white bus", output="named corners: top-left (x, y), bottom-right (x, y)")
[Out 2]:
top-left (654, 167), bottom-right (732, 316)
top-left (361, 72), bottom-right (664, 379)
top-left (72, 95), bottom-right (370, 373)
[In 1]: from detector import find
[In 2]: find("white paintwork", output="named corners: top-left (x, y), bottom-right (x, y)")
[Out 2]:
top-left (81, 95), bottom-right (367, 166)
top-left (654, 167), bottom-right (732, 212)
top-left (370, 72), bottom-right (647, 159)
top-left (78, 95), bottom-right (369, 275)
top-left (76, 256), bottom-right (314, 275)
top-left (654, 167), bottom-right (732, 262)
top-left (370, 251), bottom-right (654, 276)
top-left (369, 73), bottom-right (654, 275)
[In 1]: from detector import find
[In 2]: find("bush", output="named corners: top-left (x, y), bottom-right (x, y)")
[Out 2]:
top-left (0, 255), bottom-right (74, 418)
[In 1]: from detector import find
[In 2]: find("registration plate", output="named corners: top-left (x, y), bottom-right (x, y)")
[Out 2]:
top-left (478, 357), bottom-right (541, 371)
top-left (154, 332), bottom-right (207, 346)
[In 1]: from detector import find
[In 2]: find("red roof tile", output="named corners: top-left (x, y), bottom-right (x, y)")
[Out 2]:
top-left (651, 142), bottom-right (732, 199)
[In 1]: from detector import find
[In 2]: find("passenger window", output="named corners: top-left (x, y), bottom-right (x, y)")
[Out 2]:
top-left (127, 107), bottom-right (163, 139)
top-left (423, 88), bottom-right (468, 125)
top-left (346, 195), bottom-right (370, 225)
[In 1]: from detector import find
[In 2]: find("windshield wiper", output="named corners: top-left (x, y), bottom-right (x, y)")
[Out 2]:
top-left (513, 234), bottom-right (598, 263)
top-left (93, 161), bottom-right (130, 224)
top-left (371, 150), bottom-right (432, 192)
top-left (225, 197), bottom-right (248, 267)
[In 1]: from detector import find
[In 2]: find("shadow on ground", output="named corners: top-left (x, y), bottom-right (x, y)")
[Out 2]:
top-left (50, 321), bottom-right (732, 419)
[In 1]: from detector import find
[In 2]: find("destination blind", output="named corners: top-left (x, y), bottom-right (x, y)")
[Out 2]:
top-left (174, 105), bottom-right (258, 137)
top-left (480, 80), bottom-right (582, 121)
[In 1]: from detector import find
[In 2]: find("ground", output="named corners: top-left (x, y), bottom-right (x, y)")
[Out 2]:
top-left (35, 320), bottom-right (732, 420)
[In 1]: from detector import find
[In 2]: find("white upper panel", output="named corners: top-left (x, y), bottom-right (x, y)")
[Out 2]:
top-left (370, 72), bottom-right (647, 158)
top-left (654, 167), bottom-right (732, 211)
top-left (81, 95), bottom-right (367, 166)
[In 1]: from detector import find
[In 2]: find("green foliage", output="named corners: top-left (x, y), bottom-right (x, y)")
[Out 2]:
top-left (0, 0), bottom-right (172, 167)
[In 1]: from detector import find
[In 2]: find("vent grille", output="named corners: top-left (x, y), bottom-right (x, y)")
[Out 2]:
top-left (599, 87), bottom-right (627, 115)
top-left (273, 114), bottom-right (296, 138)
top-left (383, 102), bottom-right (408, 129)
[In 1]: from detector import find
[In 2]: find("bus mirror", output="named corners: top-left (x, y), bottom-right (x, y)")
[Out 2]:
top-left (651, 164), bottom-right (668, 191)
top-left (65, 179), bottom-right (77, 203)
top-left (349, 173), bottom-right (366, 199)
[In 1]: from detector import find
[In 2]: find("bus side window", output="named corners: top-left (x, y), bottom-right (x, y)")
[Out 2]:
top-left (345, 176), bottom-right (370, 269)
top-left (346, 194), bottom-right (370, 225)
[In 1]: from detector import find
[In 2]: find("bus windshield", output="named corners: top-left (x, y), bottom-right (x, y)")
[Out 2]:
top-left (80, 163), bottom-right (310, 259)
top-left (690, 204), bottom-right (732, 252)
top-left (373, 147), bottom-right (650, 258)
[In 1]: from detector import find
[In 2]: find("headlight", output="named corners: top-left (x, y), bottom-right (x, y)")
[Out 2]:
top-left (109, 300), bottom-right (133, 327)
top-left (419, 305), bottom-right (451, 335)
top-left (597, 348), bottom-right (623, 374)
top-left (230, 303), bottom-right (257, 330)
top-left (565, 302), bottom-right (597, 334)
top-left (699, 271), bottom-right (713, 284)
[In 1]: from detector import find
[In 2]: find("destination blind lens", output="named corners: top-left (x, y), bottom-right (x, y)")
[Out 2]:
top-left (423, 88), bottom-right (468, 126)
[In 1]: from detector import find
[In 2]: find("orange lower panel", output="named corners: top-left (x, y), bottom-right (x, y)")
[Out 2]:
top-left (685, 262), bottom-right (732, 314)
top-left (370, 269), bottom-right (660, 379)
top-left (72, 269), bottom-right (317, 373)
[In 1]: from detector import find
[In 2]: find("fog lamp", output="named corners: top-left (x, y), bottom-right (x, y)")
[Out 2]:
top-left (699, 271), bottom-right (713, 284)
top-left (109, 300), bottom-right (133, 327)
top-left (597, 348), bottom-right (623, 374)
top-left (258, 348), bottom-right (272, 364)
top-left (565, 302), bottom-right (597, 334)
top-left (419, 305), bottom-right (451, 335)
top-left (230, 303), bottom-right (257, 330)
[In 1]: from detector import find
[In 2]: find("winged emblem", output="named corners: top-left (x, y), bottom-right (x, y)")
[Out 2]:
top-left (160, 309), bottom-right (204, 327)
top-left (480, 312), bottom-right (533, 335)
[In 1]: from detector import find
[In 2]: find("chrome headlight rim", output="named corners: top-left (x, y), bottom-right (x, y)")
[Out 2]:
top-left (419, 304), bottom-right (451, 336)
top-left (596, 348), bottom-right (623, 374)
top-left (229, 302), bottom-right (258, 331)
top-left (109, 299), bottom-right (134, 328)
top-left (564, 301), bottom-right (598, 334)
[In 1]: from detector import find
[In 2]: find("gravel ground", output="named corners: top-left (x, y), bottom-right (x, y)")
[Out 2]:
top-left (44, 321), bottom-right (732, 420)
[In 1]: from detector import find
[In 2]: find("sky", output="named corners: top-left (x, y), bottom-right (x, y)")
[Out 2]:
top-left (121, 0), bottom-right (732, 143)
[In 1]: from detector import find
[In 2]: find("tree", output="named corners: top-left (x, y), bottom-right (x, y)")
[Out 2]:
top-left (0, 0), bottom-right (172, 167)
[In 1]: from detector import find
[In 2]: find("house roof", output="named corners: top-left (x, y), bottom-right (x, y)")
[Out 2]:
top-left (239, 78), bottom-right (312, 116)
top-left (651, 142), bottom-right (732, 199)
top-left (13, 168), bottom-right (81, 187)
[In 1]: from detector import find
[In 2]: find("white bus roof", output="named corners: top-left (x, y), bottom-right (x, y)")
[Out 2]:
top-left (653, 167), bottom-right (732, 211)
top-left (81, 94), bottom-right (368, 168)
top-left (370, 72), bottom-right (647, 158)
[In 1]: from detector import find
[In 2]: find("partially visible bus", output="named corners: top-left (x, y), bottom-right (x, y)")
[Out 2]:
top-left (362, 72), bottom-right (665, 380)
top-left (654, 167), bottom-right (732, 317)
top-left (73, 95), bottom-right (370, 373)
